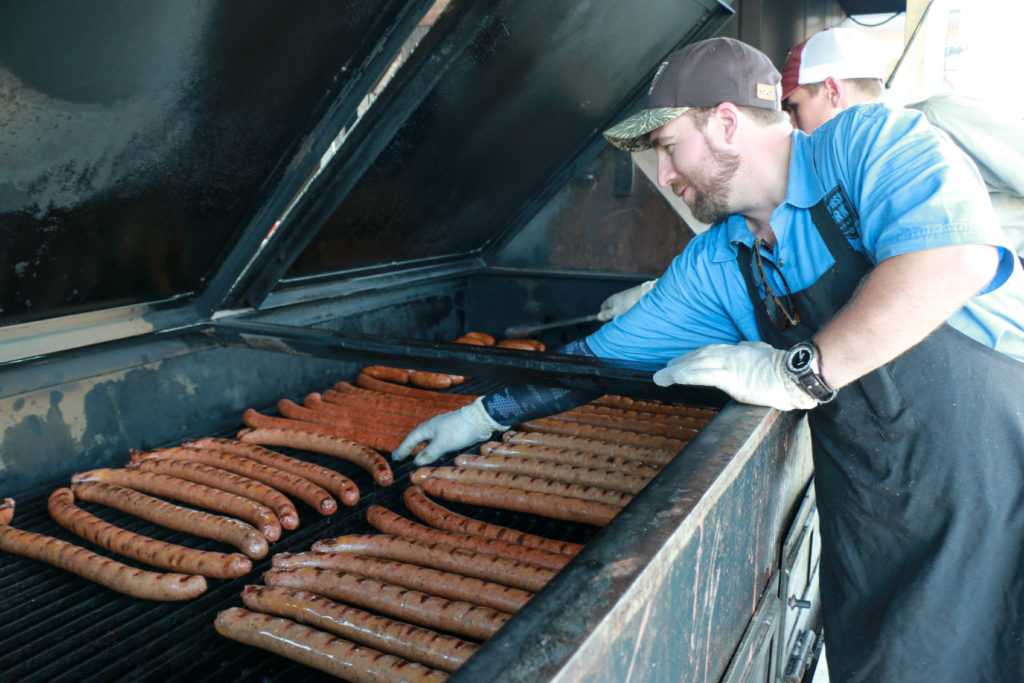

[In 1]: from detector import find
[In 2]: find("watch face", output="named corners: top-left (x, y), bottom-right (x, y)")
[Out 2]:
top-left (790, 347), bottom-right (812, 371)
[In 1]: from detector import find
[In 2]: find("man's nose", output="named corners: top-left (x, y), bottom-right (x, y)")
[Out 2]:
top-left (656, 150), bottom-right (677, 187)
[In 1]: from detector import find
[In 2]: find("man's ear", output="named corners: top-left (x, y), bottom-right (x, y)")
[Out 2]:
top-left (715, 102), bottom-right (742, 143)
top-left (823, 77), bottom-right (844, 107)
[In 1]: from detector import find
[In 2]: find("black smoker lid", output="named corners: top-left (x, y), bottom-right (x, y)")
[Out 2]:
top-left (0, 0), bottom-right (733, 327)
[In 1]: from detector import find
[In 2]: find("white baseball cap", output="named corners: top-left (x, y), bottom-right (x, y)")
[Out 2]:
top-left (781, 27), bottom-right (886, 100)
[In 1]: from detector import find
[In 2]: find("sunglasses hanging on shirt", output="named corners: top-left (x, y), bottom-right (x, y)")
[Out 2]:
top-left (751, 239), bottom-right (801, 330)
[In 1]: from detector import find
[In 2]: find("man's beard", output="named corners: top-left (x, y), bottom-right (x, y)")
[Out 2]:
top-left (689, 143), bottom-right (740, 225)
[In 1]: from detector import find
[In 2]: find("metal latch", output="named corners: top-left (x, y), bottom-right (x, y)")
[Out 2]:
top-left (783, 628), bottom-right (817, 683)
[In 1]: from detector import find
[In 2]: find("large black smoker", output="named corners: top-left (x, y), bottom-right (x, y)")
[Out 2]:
top-left (0, 2), bottom-right (820, 680)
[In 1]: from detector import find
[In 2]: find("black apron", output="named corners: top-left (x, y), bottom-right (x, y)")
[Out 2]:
top-left (737, 200), bottom-right (1024, 682)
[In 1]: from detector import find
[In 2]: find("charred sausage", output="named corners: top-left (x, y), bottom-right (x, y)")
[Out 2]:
top-left (453, 453), bottom-right (653, 495)
top-left (242, 408), bottom-right (405, 453)
top-left (0, 521), bottom-right (206, 601)
top-left (511, 422), bottom-right (688, 456)
top-left (403, 485), bottom-right (582, 556)
top-left (270, 553), bottom-right (532, 614)
top-left (411, 467), bottom-right (633, 507)
top-left (131, 446), bottom-right (334, 517)
top-left (594, 394), bottom-right (719, 419)
top-left (214, 607), bottom-right (449, 682)
top-left (262, 568), bottom-right (509, 640)
top-left (459, 331), bottom-right (496, 345)
top-left (362, 365), bottom-right (412, 384)
top-left (128, 457), bottom-right (299, 530)
top-left (319, 389), bottom-right (443, 421)
top-left (236, 426), bottom-right (394, 485)
top-left (479, 441), bottom-right (662, 476)
top-left (70, 468), bottom-right (282, 542)
top-left (352, 374), bottom-right (477, 407)
top-left (70, 480), bottom-right (268, 559)
top-left (47, 488), bottom-right (251, 578)
top-left (240, 585), bottom-right (477, 673)
top-left (418, 477), bottom-right (620, 527)
top-left (184, 437), bottom-right (360, 507)
top-left (309, 533), bottom-right (555, 592)
top-left (365, 505), bottom-right (570, 570)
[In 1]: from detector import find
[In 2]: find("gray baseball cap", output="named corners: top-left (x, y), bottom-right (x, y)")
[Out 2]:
top-left (604, 37), bottom-right (782, 152)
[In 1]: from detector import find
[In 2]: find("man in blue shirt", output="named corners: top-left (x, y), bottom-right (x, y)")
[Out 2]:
top-left (395, 37), bottom-right (1024, 681)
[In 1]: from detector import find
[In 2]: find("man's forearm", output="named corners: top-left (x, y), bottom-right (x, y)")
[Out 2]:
top-left (814, 244), bottom-right (999, 389)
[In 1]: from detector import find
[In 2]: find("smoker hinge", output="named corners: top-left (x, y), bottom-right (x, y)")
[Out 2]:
top-left (783, 628), bottom-right (817, 683)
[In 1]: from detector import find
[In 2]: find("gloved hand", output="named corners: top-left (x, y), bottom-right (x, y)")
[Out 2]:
top-left (392, 397), bottom-right (510, 465)
top-left (597, 279), bottom-right (657, 321)
top-left (652, 341), bottom-right (820, 411)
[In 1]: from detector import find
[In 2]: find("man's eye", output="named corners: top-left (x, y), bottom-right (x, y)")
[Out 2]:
top-left (665, 144), bottom-right (675, 153)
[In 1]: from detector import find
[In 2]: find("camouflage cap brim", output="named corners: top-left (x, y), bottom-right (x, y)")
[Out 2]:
top-left (603, 107), bottom-right (691, 151)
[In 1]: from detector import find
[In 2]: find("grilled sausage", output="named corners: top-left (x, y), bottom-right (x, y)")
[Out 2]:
top-left (495, 339), bottom-right (542, 351)
top-left (71, 481), bottom-right (268, 559)
top-left (419, 477), bottom-right (620, 527)
top-left (47, 488), bottom-right (250, 579)
top-left (460, 331), bottom-right (496, 345)
top-left (366, 505), bottom-right (570, 570)
top-left (334, 379), bottom-right (474, 411)
top-left (70, 468), bottom-right (282, 542)
top-left (270, 554), bottom-right (532, 614)
top-left (236, 426), bottom-right (394, 485)
top-left (403, 485), bottom-right (582, 556)
top-left (131, 446), bottom-right (334, 517)
top-left (353, 374), bottom-right (478, 407)
top-left (128, 457), bottom-right (299, 530)
top-left (411, 467), bottom-right (632, 507)
top-left (320, 389), bottom-right (443, 421)
top-left (304, 392), bottom-right (436, 427)
top-left (0, 498), bottom-right (13, 525)
top-left (453, 335), bottom-right (488, 346)
top-left (0, 523), bottom-right (206, 601)
top-left (521, 415), bottom-right (698, 443)
top-left (566, 403), bottom-right (711, 429)
top-left (184, 437), bottom-right (360, 507)
top-left (362, 365), bottom-right (412, 384)
top-left (240, 585), bottom-right (477, 673)
top-left (510, 423), bottom-right (687, 456)
top-left (262, 568), bottom-right (509, 640)
top-left (594, 394), bottom-right (719, 419)
top-left (545, 411), bottom-right (702, 440)
top-left (479, 441), bottom-right (662, 476)
top-left (408, 371), bottom-right (453, 390)
top-left (242, 408), bottom-right (405, 453)
top-left (501, 430), bottom-right (676, 465)
top-left (453, 453), bottom-right (653, 495)
top-left (214, 607), bottom-right (449, 682)
top-left (280, 397), bottom-right (421, 434)
top-left (309, 533), bottom-right (555, 592)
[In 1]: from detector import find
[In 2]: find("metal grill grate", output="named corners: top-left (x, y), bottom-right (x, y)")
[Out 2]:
top-left (0, 378), bottom-right (599, 682)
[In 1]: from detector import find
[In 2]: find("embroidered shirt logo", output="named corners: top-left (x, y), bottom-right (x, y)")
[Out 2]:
top-left (824, 184), bottom-right (859, 239)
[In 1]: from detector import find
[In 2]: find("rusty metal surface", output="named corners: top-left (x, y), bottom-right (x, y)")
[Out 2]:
top-left (452, 406), bottom-right (814, 682)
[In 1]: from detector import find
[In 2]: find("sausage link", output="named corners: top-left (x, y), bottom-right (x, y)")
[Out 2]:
top-left (47, 488), bottom-right (250, 578)
top-left (419, 477), bottom-right (620, 527)
top-left (214, 607), bottom-right (449, 683)
top-left (131, 446), bottom-right (335, 517)
top-left (362, 365), bottom-right (412, 384)
top-left (352, 374), bottom-right (477, 407)
top-left (262, 568), bottom-right (509, 641)
top-left (0, 524), bottom-right (206, 601)
top-left (453, 335), bottom-right (488, 346)
top-left (304, 392), bottom-right (434, 428)
top-left (71, 481), bottom-right (268, 559)
top-left (494, 339), bottom-right (541, 351)
top-left (128, 457), bottom-right (299, 530)
top-left (545, 411), bottom-right (702, 440)
top-left (333, 380), bottom-right (473, 411)
top-left (412, 467), bottom-right (632, 508)
top-left (366, 505), bottom-right (569, 570)
top-left (185, 437), bottom-right (360, 507)
top-left (403, 486), bottom-right (582, 556)
top-left (512, 421), bottom-right (688, 455)
top-left (0, 498), bottom-right (13, 525)
top-left (70, 468), bottom-right (282, 542)
top-left (309, 533), bottom-right (555, 593)
top-left (242, 408), bottom-right (405, 453)
top-left (408, 371), bottom-right (453, 390)
top-left (453, 454), bottom-right (653, 495)
top-left (270, 554), bottom-right (532, 614)
top-left (459, 331), bottom-right (495, 345)
top-left (501, 430), bottom-right (676, 465)
top-left (479, 441), bottom-right (662, 476)
top-left (240, 585), bottom-right (477, 673)
top-left (236, 426), bottom-right (393, 485)
top-left (320, 389), bottom-right (444, 421)
top-left (280, 398), bottom-right (421, 435)
top-left (566, 403), bottom-right (711, 429)
top-left (594, 394), bottom-right (719, 419)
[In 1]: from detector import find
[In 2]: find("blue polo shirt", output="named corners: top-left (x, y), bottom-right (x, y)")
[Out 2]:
top-left (588, 103), bottom-right (1024, 363)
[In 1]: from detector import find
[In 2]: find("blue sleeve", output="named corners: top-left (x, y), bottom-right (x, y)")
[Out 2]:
top-left (481, 338), bottom-right (601, 425)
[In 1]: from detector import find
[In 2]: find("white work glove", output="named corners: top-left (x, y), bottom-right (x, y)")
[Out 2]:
top-left (597, 279), bottom-right (657, 321)
top-left (652, 341), bottom-right (820, 411)
top-left (392, 397), bottom-right (510, 465)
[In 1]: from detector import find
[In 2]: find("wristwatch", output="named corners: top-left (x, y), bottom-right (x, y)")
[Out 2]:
top-left (784, 341), bottom-right (837, 404)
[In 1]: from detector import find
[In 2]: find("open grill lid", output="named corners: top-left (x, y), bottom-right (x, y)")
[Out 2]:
top-left (0, 0), bottom-right (733, 337)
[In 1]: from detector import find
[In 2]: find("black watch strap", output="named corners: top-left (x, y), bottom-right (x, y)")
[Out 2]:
top-left (785, 341), bottom-right (837, 404)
